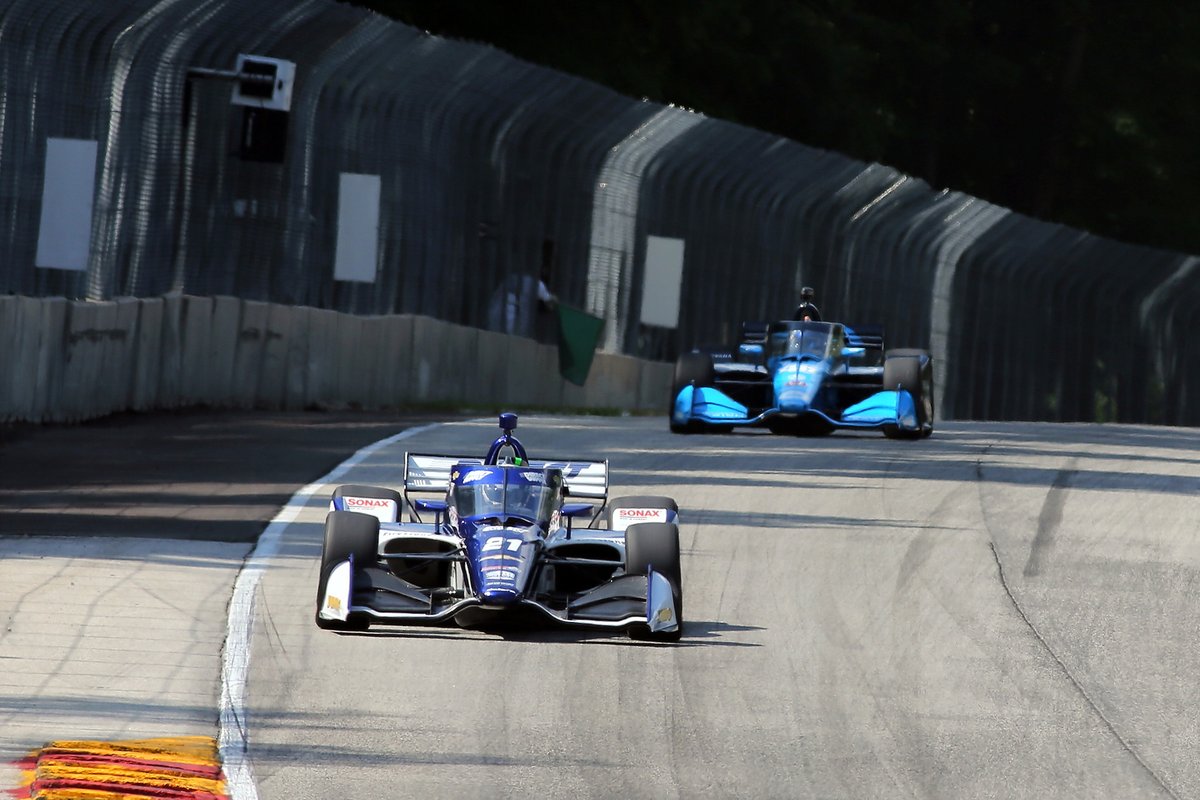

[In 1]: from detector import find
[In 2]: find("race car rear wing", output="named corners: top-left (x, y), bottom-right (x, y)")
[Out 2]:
top-left (403, 453), bottom-right (609, 502)
top-left (740, 321), bottom-right (769, 344)
top-left (843, 323), bottom-right (885, 351)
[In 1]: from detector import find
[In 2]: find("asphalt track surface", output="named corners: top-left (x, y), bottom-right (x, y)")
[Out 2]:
top-left (248, 416), bottom-right (1199, 800)
top-left (0, 409), bottom-right (458, 542)
top-left (0, 409), bottom-right (452, 790)
top-left (2, 412), bottom-right (1198, 799)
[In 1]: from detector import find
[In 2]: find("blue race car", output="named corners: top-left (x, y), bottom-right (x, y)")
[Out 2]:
top-left (670, 320), bottom-right (934, 439)
top-left (316, 413), bottom-right (684, 641)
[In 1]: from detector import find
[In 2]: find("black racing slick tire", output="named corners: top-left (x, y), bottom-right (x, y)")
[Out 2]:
top-left (882, 349), bottom-right (934, 440)
top-left (669, 352), bottom-right (714, 434)
top-left (332, 484), bottom-right (403, 521)
top-left (315, 510), bottom-right (379, 631)
top-left (625, 522), bottom-right (683, 642)
top-left (606, 495), bottom-right (679, 529)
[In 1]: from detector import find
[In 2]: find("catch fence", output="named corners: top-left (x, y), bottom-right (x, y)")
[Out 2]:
top-left (1, 0), bottom-right (1195, 424)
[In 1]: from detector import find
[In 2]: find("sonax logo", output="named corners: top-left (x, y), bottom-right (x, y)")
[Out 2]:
top-left (346, 497), bottom-right (393, 508)
top-left (617, 508), bottom-right (666, 521)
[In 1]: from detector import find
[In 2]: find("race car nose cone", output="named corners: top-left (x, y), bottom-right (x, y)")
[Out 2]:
top-left (479, 587), bottom-right (521, 605)
top-left (775, 361), bottom-right (820, 411)
top-left (777, 387), bottom-right (811, 412)
top-left (475, 558), bottom-right (527, 602)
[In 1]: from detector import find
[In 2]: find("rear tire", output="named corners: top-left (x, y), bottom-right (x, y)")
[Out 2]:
top-left (669, 352), bottom-right (714, 433)
top-left (316, 510), bottom-right (379, 631)
top-left (625, 522), bottom-right (683, 642)
top-left (882, 349), bottom-right (934, 439)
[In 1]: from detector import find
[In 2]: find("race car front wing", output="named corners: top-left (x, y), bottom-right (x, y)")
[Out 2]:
top-left (318, 556), bottom-right (680, 635)
top-left (673, 384), bottom-right (920, 432)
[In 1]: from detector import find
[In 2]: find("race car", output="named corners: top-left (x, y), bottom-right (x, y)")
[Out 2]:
top-left (315, 413), bottom-right (683, 641)
top-left (670, 320), bottom-right (933, 439)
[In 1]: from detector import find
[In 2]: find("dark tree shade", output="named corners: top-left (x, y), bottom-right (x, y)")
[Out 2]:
top-left (348, 0), bottom-right (1200, 255)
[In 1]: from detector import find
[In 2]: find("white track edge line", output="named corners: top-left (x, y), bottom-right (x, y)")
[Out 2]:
top-left (218, 421), bottom-right (444, 800)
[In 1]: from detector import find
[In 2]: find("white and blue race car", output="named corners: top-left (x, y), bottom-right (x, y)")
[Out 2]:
top-left (316, 414), bottom-right (683, 641)
top-left (670, 320), bottom-right (934, 439)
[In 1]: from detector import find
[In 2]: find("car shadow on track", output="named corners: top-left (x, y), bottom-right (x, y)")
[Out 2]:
top-left (326, 618), bottom-right (762, 648)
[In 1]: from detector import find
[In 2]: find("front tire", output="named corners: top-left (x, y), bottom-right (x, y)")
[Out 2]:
top-left (607, 495), bottom-right (679, 529)
top-left (625, 522), bottom-right (683, 641)
top-left (315, 510), bottom-right (379, 631)
top-left (332, 484), bottom-right (403, 521)
top-left (669, 352), bottom-right (714, 433)
top-left (882, 349), bottom-right (934, 439)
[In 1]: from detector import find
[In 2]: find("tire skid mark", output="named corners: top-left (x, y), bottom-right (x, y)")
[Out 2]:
top-left (8, 736), bottom-right (227, 799)
top-left (976, 453), bottom-right (1182, 800)
top-left (987, 542), bottom-right (1181, 800)
top-left (1023, 460), bottom-right (1077, 578)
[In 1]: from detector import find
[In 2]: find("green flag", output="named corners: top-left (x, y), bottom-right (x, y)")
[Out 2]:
top-left (556, 303), bottom-right (604, 386)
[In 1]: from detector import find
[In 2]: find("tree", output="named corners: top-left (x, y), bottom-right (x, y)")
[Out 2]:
top-left (351, 0), bottom-right (1200, 254)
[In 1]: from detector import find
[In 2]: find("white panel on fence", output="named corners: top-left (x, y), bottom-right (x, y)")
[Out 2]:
top-left (35, 138), bottom-right (98, 271)
top-left (640, 235), bottom-right (684, 328)
top-left (334, 172), bottom-right (381, 283)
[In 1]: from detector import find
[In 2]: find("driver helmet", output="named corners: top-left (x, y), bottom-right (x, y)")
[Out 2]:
top-left (480, 481), bottom-right (505, 507)
top-left (507, 482), bottom-right (537, 516)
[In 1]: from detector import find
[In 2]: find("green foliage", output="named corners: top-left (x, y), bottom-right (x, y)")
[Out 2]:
top-left (352, 0), bottom-right (1200, 255)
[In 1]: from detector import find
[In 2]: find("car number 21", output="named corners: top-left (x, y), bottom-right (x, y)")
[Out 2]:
top-left (482, 536), bottom-right (523, 553)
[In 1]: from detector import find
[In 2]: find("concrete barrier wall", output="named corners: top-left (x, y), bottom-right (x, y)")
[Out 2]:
top-left (0, 295), bottom-right (673, 424)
